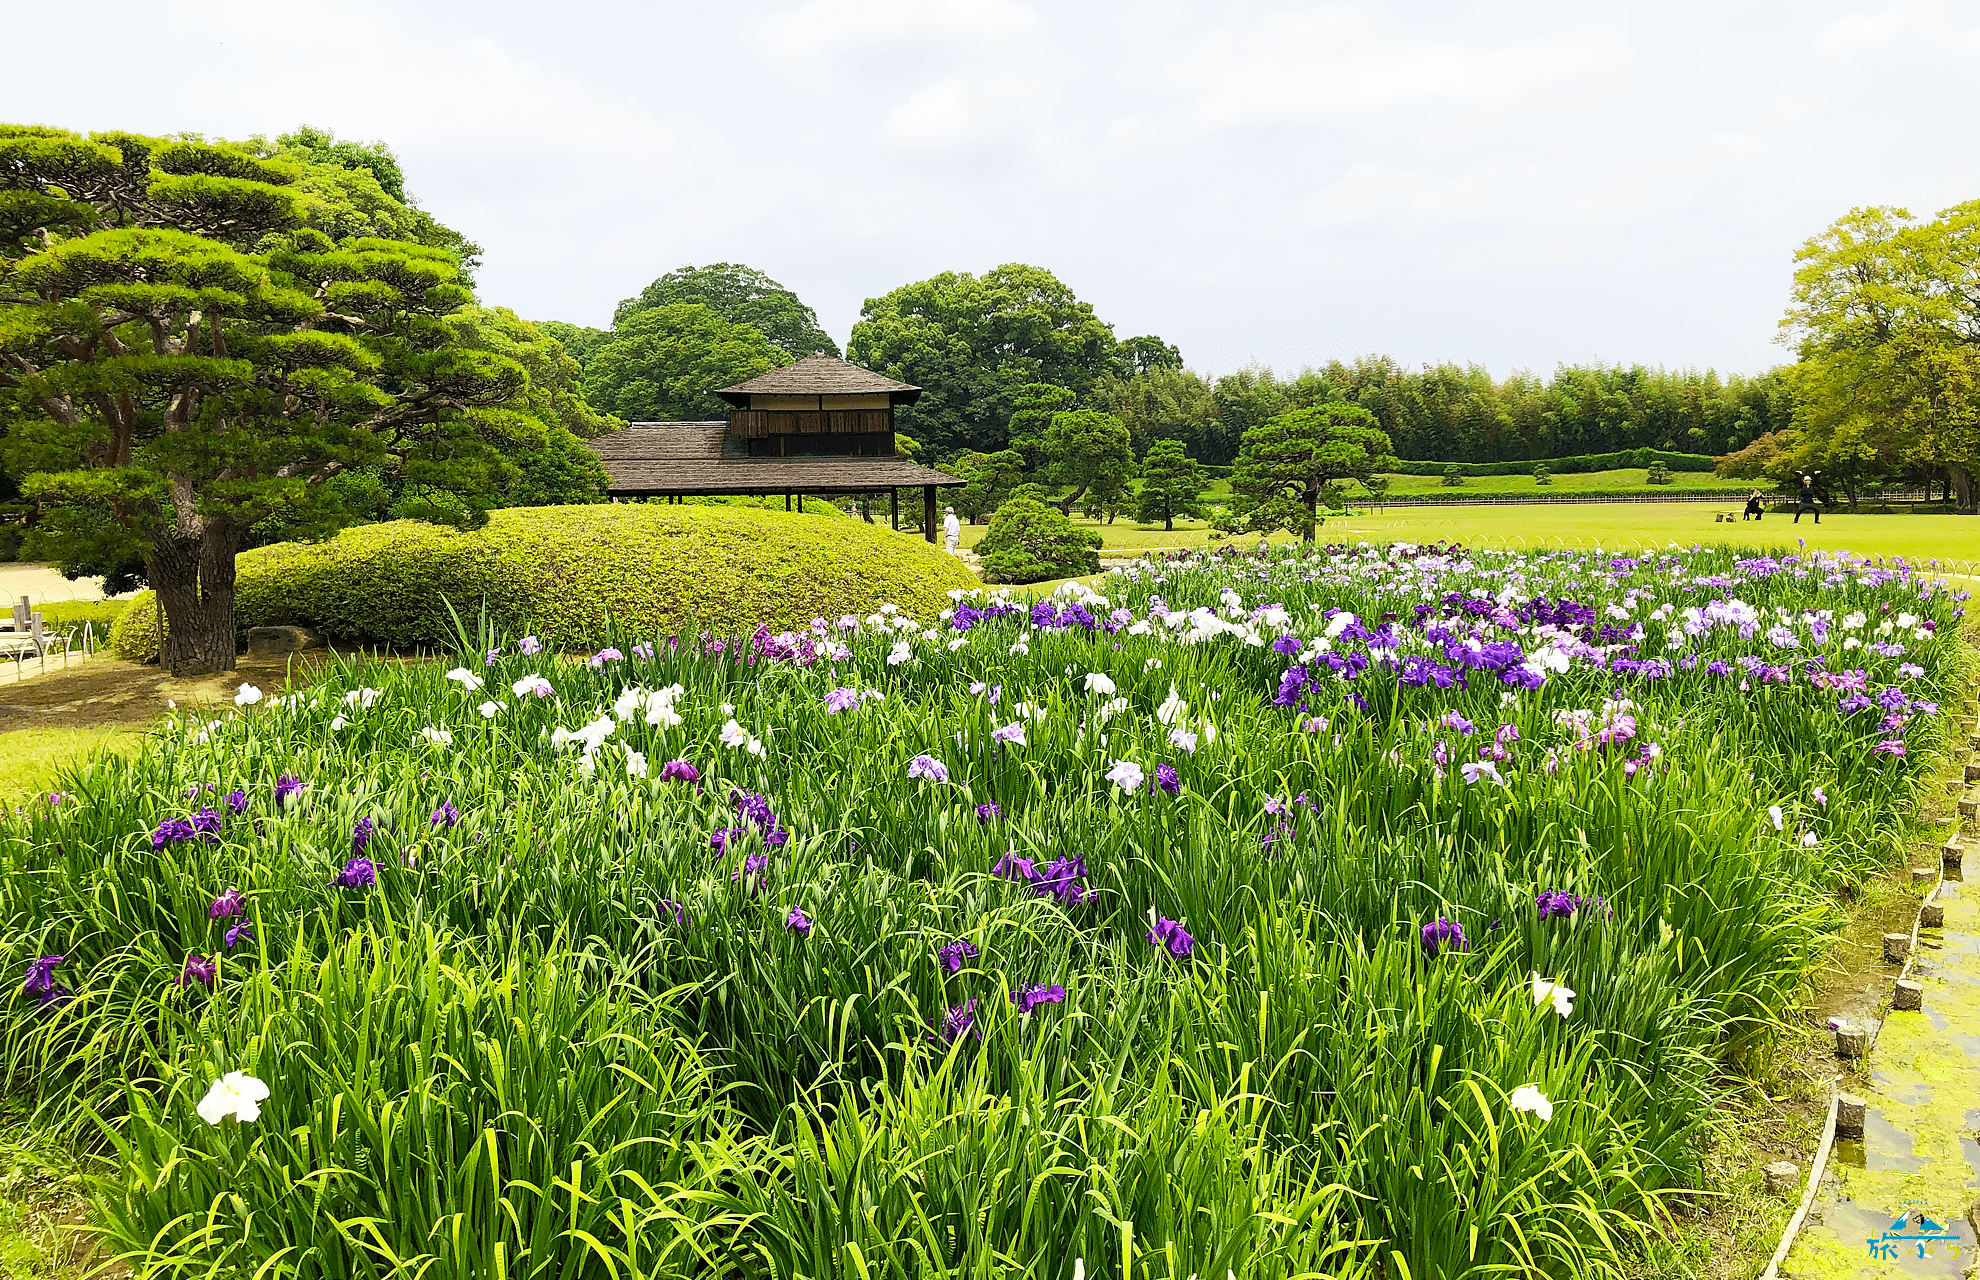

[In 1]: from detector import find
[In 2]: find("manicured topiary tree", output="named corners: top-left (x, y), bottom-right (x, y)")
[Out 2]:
top-left (1134, 438), bottom-right (1207, 530)
top-left (0, 126), bottom-right (550, 674)
top-left (1222, 404), bottom-right (1396, 541)
top-left (1533, 462), bottom-right (1553, 485)
top-left (975, 497), bottom-right (1101, 584)
top-left (1441, 463), bottom-right (1465, 487)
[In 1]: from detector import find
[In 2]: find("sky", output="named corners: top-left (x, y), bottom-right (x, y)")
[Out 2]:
top-left (7, 0), bottom-right (1980, 380)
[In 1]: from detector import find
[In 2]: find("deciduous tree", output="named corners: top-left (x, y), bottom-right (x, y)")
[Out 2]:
top-left (614, 263), bottom-right (838, 358)
top-left (580, 304), bottom-right (786, 422)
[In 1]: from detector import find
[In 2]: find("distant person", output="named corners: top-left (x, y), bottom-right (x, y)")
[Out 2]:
top-left (943, 506), bottom-right (961, 554)
top-left (1791, 472), bottom-right (1824, 524)
top-left (1743, 489), bottom-right (1765, 521)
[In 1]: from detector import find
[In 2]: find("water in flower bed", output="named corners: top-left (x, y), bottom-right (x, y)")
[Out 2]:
top-left (3, 542), bottom-right (1965, 1279)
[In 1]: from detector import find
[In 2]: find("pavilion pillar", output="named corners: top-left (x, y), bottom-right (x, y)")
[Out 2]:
top-left (923, 485), bottom-right (937, 543)
top-left (891, 489), bottom-right (899, 530)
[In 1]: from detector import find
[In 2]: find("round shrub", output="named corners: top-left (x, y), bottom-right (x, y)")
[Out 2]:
top-left (976, 497), bottom-right (1102, 585)
top-left (111, 505), bottom-right (979, 661)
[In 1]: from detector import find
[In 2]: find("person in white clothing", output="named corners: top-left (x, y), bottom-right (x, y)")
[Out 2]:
top-left (943, 507), bottom-right (961, 554)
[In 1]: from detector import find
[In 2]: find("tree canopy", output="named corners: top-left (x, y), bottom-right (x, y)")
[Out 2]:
top-left (1779, 202), bottom-right (1980, 506)
top-left (0, 124), bottom-right (597, 673)
top-left (1224, 404), bottom-right (1396, 541)
top-left (579, 303), bottom-right (787, 422)
top-left (847, 264), bottom-right (1148, 457)
top-left (614, 263), bottom-right (838, 358)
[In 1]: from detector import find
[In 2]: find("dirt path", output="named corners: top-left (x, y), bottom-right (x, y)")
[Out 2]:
top-left (0, 652), bottom-right (339, 734)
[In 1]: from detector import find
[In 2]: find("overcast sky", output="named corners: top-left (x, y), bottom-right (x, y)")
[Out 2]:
top-left (8, 1), bottom-right (1979, 379)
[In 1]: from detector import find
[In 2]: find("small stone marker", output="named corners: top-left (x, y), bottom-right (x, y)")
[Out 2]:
top-left (1883, 932), bottom-right (1910, 963)
top-left (1965, 761), bottom-right (1980, 784)
top-left (1962, 792), bottom-right (1980, 819)
top-left (1837, 1025), bottom-right (1867, 1057)
top-left (1944, 838), bottom-right (1964, 867)
top-left (1836, 1092), bottom-right (1867, 1137)
top-left (1893, 979), bottom-right (1923, 1011)
top-left (1763, 1161), bottom-right (1800, 1196)
top-left (1912, 866), bottom-right (1936, 885)
top-left (1922, 901), bottom-right (1946, 928)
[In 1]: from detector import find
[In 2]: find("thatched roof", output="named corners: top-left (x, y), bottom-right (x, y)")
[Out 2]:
top-left (587, 423), bottom-right (960, 495)
top-left (714, 354), bottom-right (920, 406)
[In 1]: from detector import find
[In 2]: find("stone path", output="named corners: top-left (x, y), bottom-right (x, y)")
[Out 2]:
top-left (1780, 730), bottom-right (1980, 1277)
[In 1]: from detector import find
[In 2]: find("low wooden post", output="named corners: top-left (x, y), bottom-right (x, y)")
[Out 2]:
top-left (923, 485), bottom-right (937, 543)
top-left (1836, 1092), bottom-right (1866, 1137)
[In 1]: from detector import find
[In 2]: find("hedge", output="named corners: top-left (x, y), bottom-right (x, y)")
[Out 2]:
top-left (111, 504), bottom-right (980, 662)
top-left (1385, 449), bottom-right (1717, 477)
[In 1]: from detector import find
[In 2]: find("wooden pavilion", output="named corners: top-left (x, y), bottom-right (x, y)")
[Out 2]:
top-left (585, 354), bottom-right (963, 541)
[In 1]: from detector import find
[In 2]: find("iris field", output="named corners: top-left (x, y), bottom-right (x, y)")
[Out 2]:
top-left (1, 542), bottom-right (1966, 1279)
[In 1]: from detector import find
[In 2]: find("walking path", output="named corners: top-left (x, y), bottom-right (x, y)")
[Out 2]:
top-left (1780, 733), bottom-right (1980, 1277)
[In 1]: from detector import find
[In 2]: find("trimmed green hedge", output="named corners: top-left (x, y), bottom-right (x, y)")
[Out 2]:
top-left (111, 505), bottom-right (980, 662)
top-left (1387, 449), bottom-right (1716, 477)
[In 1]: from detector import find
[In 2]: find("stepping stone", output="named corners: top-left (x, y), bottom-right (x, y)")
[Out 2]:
top-left (1837, 1026), bottom-right (1868, 1057)
top-left (1763, 1161), bottom-right (1800, 1195)
top-left (1922, 901), bottom-right (1946, 928)
top-left (1836, 1092), bottom-right (1866, 1137)
top-left (1912, 867), bottom-right (1936, 885)
top-left (1893, 979), bottom-right (1923, 1010)
top-left (1944, 838), bottom-right (1965, 867)
top-left (1883, 932), bottom-right (1910, 962)
top-left (1961, 792), bottom-right (1980, 819)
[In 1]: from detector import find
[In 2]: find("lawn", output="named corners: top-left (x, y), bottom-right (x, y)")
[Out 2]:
top-left (962, 503), bottom-right (1980, 565)
top-left (0, 544), bottom-right (1963, 1278)
top-left (0, 727), bottom-right (144, 808)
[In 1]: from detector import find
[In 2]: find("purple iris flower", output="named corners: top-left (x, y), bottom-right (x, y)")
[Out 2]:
top-left (710, 827), bottom-right (743, 856)
top-left (1535, 890), bottom-right (1578, 920)
top-left (936, 998), bottom-right (979, 1044)
top-left (975, 802), bottom-right (1002, 824)
top-left (732, 853), bottom-right (769, 893)
top-left (224, 919), bottom-right (254, 950)
top-left (991, 852), bottom-right (1036, 884)
top-left (189, 807), bottom-right (223, 839)
top-left (430, 800), bottom-right (460, 829)
top-left (1272, 634), bottom-right (1302, 657)
top-left (1420, 916), bottom-right (1468, 957)
top-left (352, 817), bottom-right (374, 854)
top-left (938, 939), bottom-right (979, 973)
top-left (824, 687), bottom-right (860, 714)
top-left (22, 955), bottom-right (67, 1008)
top-left (274, 774), bottom-right (305, 805)
top-left (1147, 915), bottom-right (1194, 958)
top-left (178, 953), bottom-right (216, 987)
top-left (150, 817), bottom-right (195, 848)
top-left (1010, 983), bottom-right (1067, 1015)
top-left (1153, 764), bottom-right (1180, 795)
top-left (784, 905), bottom-right (813, 937)
top-left (224, 790), bottom-right (250, 815)
top-left (660, 759), bottom-right (701, 786)
top-left (1032, 855), bottom-right (1092, 907)
top-left (209, 888), bottom-right (246, 920)
top-left (334, 856), bottom-right (377, 889)
top-left (659, 898), bottom-right (688, 926)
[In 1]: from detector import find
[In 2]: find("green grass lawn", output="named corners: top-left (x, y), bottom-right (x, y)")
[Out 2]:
top-left (0, 727), bottom-right (144, 809)
top-left (962, 503), bottom-right (1980, 566)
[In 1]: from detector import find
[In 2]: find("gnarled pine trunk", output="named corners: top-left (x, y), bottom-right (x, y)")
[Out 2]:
top-left (147, 520), bottom-right (245, 676)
